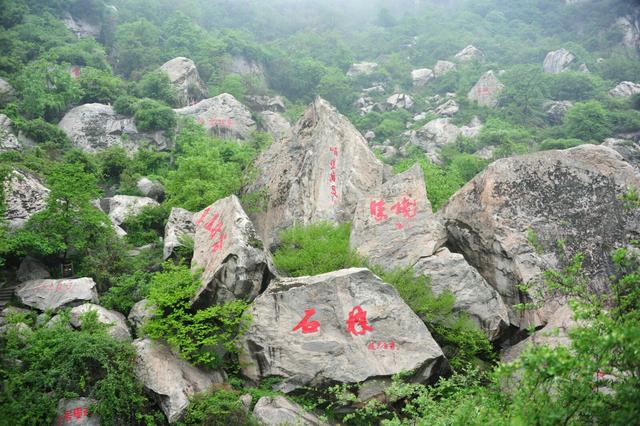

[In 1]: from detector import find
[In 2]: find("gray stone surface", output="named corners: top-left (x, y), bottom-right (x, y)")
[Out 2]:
top-left (0, 114), bottom-right (20, 151)
top-left (454, 45), bottom-right (484, 62)
top-left (615, 14), bottom-right (640, 54)
top-left (406, 118), bottom-right (482, 163)
top-left (174, 94), bottom-right (256, 140)
top-left (136, 177), bottom-right (165, 201)
top-left (259, 111), bottom-right (291, 143)
top-left (253, 396), bottom-right (328, 426)
top-left (191, 195), bottom-right (275, 306)
top-left (245, 97), bottom-right (384, 248)
top-left (434, 60), bottom-right (456, 77)
top-left (434, 99), bottom-right (459, 117)
top-left (467, 70), bottom-right (504, 107)
top-left (413, 248), bottom-right (509, 340)
top-left (246, 95), bottom-right (286, 112)
top-left (544, 100), bottom-right (573, 124)
top-left (602, 138), bottom-right (640, 171)
top-left (347, 62), bottom-right (378, 77)
top-left (385, 93), bottom-right (414, 111)
top-left (411, 68), bottom-right (435, 88)
top-left (70, 303), bottom-right (131, 341)
top-left (159, 57), bottom-right (208, 107)
top-left (0, 78), bottom-right (16, 106)
top-left (442, 144), bottom-right (640, 329)
top-left (3, 170), bottom-right (50, 230)
top-left (62, 12), bottom-right (101, 38)
top-left (543, 48), bottom-right (575, 73)
top-left (133, 338), bottom-right (225, 423)
top-left (17, 256), bottom-right (50, 283)
top-left (102, 195), bottom-right (159, 229)
top-left (128, 298), bottom-right (155, 334)
top-left (240, 268), bottom-right (448, 392)
top-left (53, 397), bottom-right (99, 425)
top-left (58, 103), bottom-right (168, 153)
top-left (350, 165), bottom-right (447, 270)
top-left (163, 207), bottom-right (195, 260)
top-left (609, 81), bottom-right (640, 98)
top-left (16, 278), bottom-right (99, 312)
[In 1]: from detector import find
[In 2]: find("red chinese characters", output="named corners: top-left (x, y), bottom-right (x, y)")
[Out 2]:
top-left (370, 199), bottom-right (388, 223)
top-left (292, 308), bottom-right (321, 334)
top-left (33, 281), bottom-right (73, 293)
top-left (345, 305), bottom-right (374, 335)
top-left (57, 407), bottom-right (90, 425)
top-left (195, 207), bottom-right (227, 254)
top-left (328, 146), bottom-right (339, 203)
top-left (367, 340), bottom-right (397, 351)
top-left (369, 196), bottom-right (417, 229)
top-left (391, 197), bottom-right (417, 219)
top-left (196, 117), bottom-right (234, 128)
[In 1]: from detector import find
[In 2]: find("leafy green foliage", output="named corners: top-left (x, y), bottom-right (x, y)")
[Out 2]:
top-left (144, 263), bottom-right (250, 368)
top-left (100, 271), bottom-right (152, 315)
top-left (133, 98), bottom-right (177, 132)
top-left (564, 100), bottom-right (612, 141)
top-left (77, 67), bottom-right (125, 104)
top-left (136, 70), bottom-right (177, 106)
top-left (178, 389), bottom-right (258, 426)
top-left (121, 204), bottom-right (169, 247)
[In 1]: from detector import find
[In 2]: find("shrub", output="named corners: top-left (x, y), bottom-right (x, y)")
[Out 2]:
top-left (77, 67), bottom-right (125, 104)
top-left (135, 71), bottom-right (177, 106)
top-left (13, 118), bottom-right (70, 147)
top-left (539, 138), bottom-right (587, 151)
top-left (100, 271), bottom-right (152, 315)
top-left (178, 389), bottom-right (258, 426)
top-left (563, 100), bottom-right (612, 141)
top-left (113, 95), bottom-right (138, 116)
top-left (133, 98), bottom-right (177, 132)
top-left (121, 204), bottom-right (170, 247)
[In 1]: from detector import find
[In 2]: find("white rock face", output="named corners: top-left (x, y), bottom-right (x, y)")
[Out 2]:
top-left (62, 12), bottom-right (101, 38)
top-left (434, 60), bottom-right (456, 77)
top-left (434, 99), bottom-right (459, 117)
top-left (191, 195), bottom-right (275, 306)
top-left (174, 94), bottom-right (256, 140)
top-left (258, 111), bottom-right (291, 143)
top-left (347, 62), bottom-right (378, 77)
top-left (245, 97), bottom-right (385, 248)
top-left (228, 56), bottom-right (266, 79)
top-left (159, 57), bottom-right (208, 107)
top-left (128, 298), bottom-right (155, 334)
top-left (385, 93), bottom-right (415, 111)
top-left (467, 70), bottom-right (504, 107)
top-left (58, 103), bottom-right (168, 153)
top-left (133, 338), bottom-right (225, 423)
top-left (246, 95), bottom-right (286, 112)
top-left (253, 396), bottom-right (328, 426)
top-left (543, 48), bottom-right (576, 73)
top-left (454, 45), bottom-right (484, 62)
top-left (414, 248), bottom-right (509, 340)
top-left (163, 207), bottom-right (195, 260)
top-left (0, 114), bottom-right (20, 151)
top-left (54, 397), bottom-right (100, 426)
top-left (407, 118), bottom-right (462, 161)
top-left (17, 256), bottom-right (50, 283)
top-left (544, 100), bottom-right (573, 124)
top-left (2, 170), bottom-right (49, 230)
top-left (136, 177), bottom-right (165, 201)
top-left (102, 195), bottom-right (159, 229)
top-left (411, 68), bottom-right (435, 87)
top-left (69, 303), bottom-right (131, 341)
top-left (442, 145), bottom-right (640, 329)
top-left (240, 268), bottom-right (448, 393)
top-left (16, 278), bottom-right (99, 312)
top-left (350, 165), bottom-right (447, 270)
top-left (615, 14), bottom-right (640, 54)
top-left (609, 81), bottom-right (640, 98)
top-left (0, 78), bottom-right (16, 106)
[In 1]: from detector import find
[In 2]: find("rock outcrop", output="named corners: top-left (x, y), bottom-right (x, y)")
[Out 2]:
top-left (54, 397), bottom-right (99, 426)
top-left (615, 14), bottom-right (640, 54)
top-left (245, 97), bottom-right (385, 248)
top-left (0, 114), bottom-right (20, 151)
top-left (69, 303), bottom-right (131, 341)
top-left (17, 256), bottom-right (50, 283)
top-left (58, 103), bottom-right (168, 153)
top-left (62, 12), bottom-right (101, 38)
top-left (0, 78), bottom-right (16, 106)
top-left (609, 81), bottom-right (640, 98)
top-left (385, 93), bottom-right (415, 111)
top-left (413, 248), bottom-right (509, 340)
top-left (350, 165), bottom-right (447, 270)
top-left (467, 70), bottom-right (504, 107)
top-left (240, 268), bottom-right (448, 392)
top-left (347, 62), bottom-right (378, 77)
top-left (191, 195), bottom-right (275, 307)
top-left (159, 57), bottom-right (208, 107)
top-left (133, 338), bottom-right (225, 423)
top-left (454, 45), bottom-right (484, 62)
top-left (258, 111), bottom-right (291, 143)
top-left (16, 278), bottom-right (99, 311)
top-left (253, 396), bottom-right (328, 426)
top-left (434, 99), bottom-right (459, 117)
top-left (246, 95), bottom-right (286, 112)
top-left (442, 145), bottom-right (640, 329)
top-left (163, 207), bottom-right (196, 260)
top-left (544, 100), bottom-right (573, 124)
top-left (602, 138), bottom-right (640, 171)
top-left (128, 299), bottom-right (155, 334)
top-left (3, 170), bottom-right (50, 230)
top-left (174, 94), bottom-right (256, 140)
top-left (101, 195), bottom-right (159, 232)
top-left (543, 48), bottom-right (575, 73)
top-left (434, 60), bottom-right (456, 77)
top-left (411, 68), bottom-right (434, 88)
top-left (406, 117), bottom-right (482, 163)
top-left (136, 177), bottom-right (165, 201)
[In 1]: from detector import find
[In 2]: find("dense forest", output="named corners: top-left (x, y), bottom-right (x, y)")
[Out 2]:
top-left (1, 0), bottom-right (639, 424)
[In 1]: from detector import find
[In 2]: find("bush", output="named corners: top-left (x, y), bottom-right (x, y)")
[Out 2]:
top-left (121, 204), bottom-right (170, 247)
top-left (563, 100), bottom-right (612, 141)
top-left (100, 271), bottom-right (152, 315)
top-left (96, 146), bottom-right (132, 183)
top-left (539, 138), bottom-right (587, 151)
top-left (273, 222), bottom-right (363, 277)
top-left (77, 67), bottom-right (125, 104)
top-left (113, 95), bottom-right (138, 116)
top-left (178, 389), bottom-right (258, 426)
top-left (13, 118), bottom-right (70, 147)
top-left (133, 98), bottom-right (177, 132)
top-left (135, 71), bottom-right (177, 106)
top-left (543, 72), bottom-right (603, 101)
top-left (143, 263), bottom-right (250, 368)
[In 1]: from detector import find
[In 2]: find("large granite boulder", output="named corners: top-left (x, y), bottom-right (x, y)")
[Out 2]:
top-left (615, 14), bottom-right (640, 55)
top-left (406, 118), bottom-right (461, 161)
top-left (16, 278), bottom-right (99, 312)
top-left (136, 177), bottom-right (165, 201)
top-left (467, 70), bottom-right (504, 107)
top-left (0, 114), bottom-right (20, 151)
top-left (62, 12), bottom-right (101, 38)
top-left (3, 170), bottom-right (50, 230)
top-left (602, 138), bottom-right (640, 171)
top-left (544, 100), bottom-right (573, 124)
top-left (17, 256), bottom-right (50, 283)
top-left (58, 103), bottom-right (168, 153)
top-left (454, 45), bottom-right (484, 62)
top-left (191, 195), bottom-right (275, 307)
top-left (227, 56), bottom-right (267, 80)
top-left (163, 207), bottom-right (195, 260)
top-left (159, 57), bottom-right (208, 107)
top-left (347, 62), bottom-right (378, 77)
top-left (0, 77), bottom-right (16, 106)
top-left (174, 94), bottom-right (256, 140)
top-left (245, 97), bottom-right (385, 248)
top-left (609, 81), bottom-right (640, 98)
top-left (434, 60), bottom-right (456, 78)
top-left (69, 303), bottom-right (131, 341)
top-left (258, 111), bottom-right (291, 143)
top-left (133, 338), bottom-right (225, 423)
top-left (350, 165), bottom-right (447, 270)
top-left (442, 145), bottom-right (640, 329)
top-left (101, 195), bottom-right (159, 230)
top-left (501, 305), bottom-right (577, 363)
top-left (54, 397), bottom-right (99, 426)
top-left (434, 99), bottom-right (459, 117)
top-left (413, 248), bottom-right (509, 340)
top-left (246, 95), bottom-right (286, 112)
top-left (543, 48), bottom-right (575, 73)
top-left (253, 396), bottom-right (328, 426)
top-left (128, 299), bottom-right (155, 334)
top-left (385, 93), bottom-right (414, 111)
top-left (411, 68), bottom-right (434, 88)
top-left (240, 268), bottom-right (448, 393)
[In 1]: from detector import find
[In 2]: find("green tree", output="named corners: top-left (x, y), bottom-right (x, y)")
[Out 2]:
top-left (499, 65), bottom-right (546, 125)
top-left (316, 66), bottom-right (357, 112)
top-left (77, 66), bottom-right (125, 104)
top-left (113, 19), bottom-right (162, 78)
top-left (135, 70), bottom-right (177, 105)
top-left (564, 100), bottom-right (612, 141)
